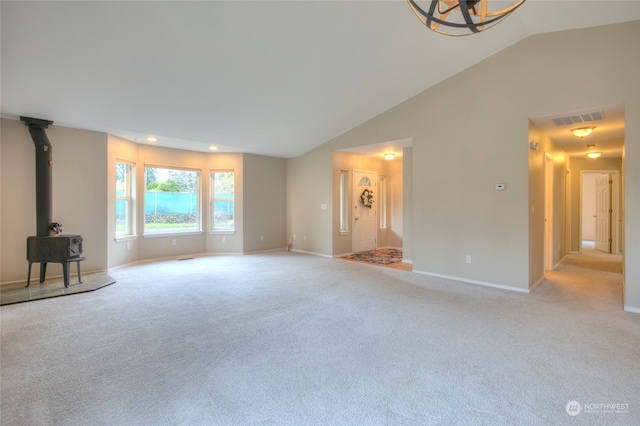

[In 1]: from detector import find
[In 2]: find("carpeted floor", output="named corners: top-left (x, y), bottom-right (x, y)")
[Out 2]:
top-left (341, 247), bottom-right (403, 264)
top-left (1, 249), bottom-right (638, 425)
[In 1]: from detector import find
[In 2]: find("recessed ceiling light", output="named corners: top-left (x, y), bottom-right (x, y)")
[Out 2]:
top-left (209, 146), bottom-right (218, 151)
top-left (147, 137), bottom-right (157, 142)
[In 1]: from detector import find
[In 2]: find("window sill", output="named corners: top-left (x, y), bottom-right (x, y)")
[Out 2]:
top-left (115, 235), bottom-right (138, 243)
top-left (143, 231), bottom-right (203, 239)
top-left (208, 230), bottom-right (236, 235)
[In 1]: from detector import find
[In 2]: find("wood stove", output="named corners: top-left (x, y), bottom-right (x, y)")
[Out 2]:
top-left (27, 235), bottom-right (85, 288)
top-left (21, 116), bottom-right (85, 288)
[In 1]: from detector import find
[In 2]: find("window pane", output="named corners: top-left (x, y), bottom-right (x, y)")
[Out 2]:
top-left (116, 161), bottom-right (134, 237)
top-left (116, 199), bottom-right (129, 233)
top-left (340, 170), bottom-right (349, 232)
top-left (379, 176), bottom-right (387, 229)
top-left (145, 167), bottom-right (200, 233)
top-left (212, 171), bottom-right (234, 230)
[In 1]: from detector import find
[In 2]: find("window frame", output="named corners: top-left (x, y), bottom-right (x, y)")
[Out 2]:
top-left (210, 170), bottom-right (235, 233)
top-left (379, 175), bottom-right (387, 230)
top-left (143, 165), bottom-right (202, 236)
top-left (340, 170), bottom-right (349, 233)
top-left (115, 160), bottom-right (135, 239)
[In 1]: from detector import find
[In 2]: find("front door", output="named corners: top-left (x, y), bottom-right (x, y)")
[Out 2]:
top-left (595, 173), bottom-right (612, 253)
top-left (353, 170), bottom-right (376, 253)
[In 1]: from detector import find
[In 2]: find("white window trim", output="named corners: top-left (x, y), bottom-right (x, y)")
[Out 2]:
top-left (116, 160), bottom-right (135, 238)
top-left (210, 170), bottom-right (235, 232)
top-left (143, 165), bottom-right (202, 236)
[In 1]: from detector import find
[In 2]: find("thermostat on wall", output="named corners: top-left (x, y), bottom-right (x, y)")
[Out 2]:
top-left (495, 183), bottom-right (506, 191)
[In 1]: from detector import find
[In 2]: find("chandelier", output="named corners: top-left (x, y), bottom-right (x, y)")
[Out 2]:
top-left (407, 0), bottom-right (526, 36)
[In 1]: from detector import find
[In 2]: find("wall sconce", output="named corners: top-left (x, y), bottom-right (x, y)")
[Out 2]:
top-left (529, 141), bottom-right (539, 151)
top-left (384, 153), bottom-right (395, 160)
top-left (571, 127), bottom-right (595, 138)
top-left (587, 152), bottom-right (602, 159)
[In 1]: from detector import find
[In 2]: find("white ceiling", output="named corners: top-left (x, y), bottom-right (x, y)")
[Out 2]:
top-left (2, 1), bottom-right (639, 158)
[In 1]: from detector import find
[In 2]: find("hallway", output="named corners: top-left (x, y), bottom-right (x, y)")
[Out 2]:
top-left (541, 240), bottom-right (624, 311)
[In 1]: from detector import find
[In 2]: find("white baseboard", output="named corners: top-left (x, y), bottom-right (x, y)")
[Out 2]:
top-left (624, 306), bottom-right (640, 315)
top-left (529, 275), bottom-right (545, 291)
top-left (413, 270), bottom-right (530, 293)
top-left (292, 249), bottom-right (332, 258)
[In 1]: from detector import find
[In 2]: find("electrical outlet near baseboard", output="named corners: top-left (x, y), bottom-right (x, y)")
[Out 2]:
top-left (466, 255), bottom-right (471, 264)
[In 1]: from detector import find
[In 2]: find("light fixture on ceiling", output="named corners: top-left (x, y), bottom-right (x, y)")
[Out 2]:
top-left (384, 153), bottom-right (395, 160)
top-left (587, 152), bottom-right (602, 159)
top-left (407, 0), bottom-right (526, 36)
top-left (147, 136), bottom-right (157, 142)
top-left (209, 146), bottom-right (218, 151)
top-left (571, 127), bottom-right (595, 138)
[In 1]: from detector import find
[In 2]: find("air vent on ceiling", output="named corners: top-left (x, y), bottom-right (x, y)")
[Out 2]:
top-left (551, 110), bottom-right (605, 126)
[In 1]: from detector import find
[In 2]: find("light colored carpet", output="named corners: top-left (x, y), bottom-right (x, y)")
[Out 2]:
top-left (1, 249), bottom-right (638, 425)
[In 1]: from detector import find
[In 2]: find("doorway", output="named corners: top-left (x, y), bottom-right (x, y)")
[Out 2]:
top-left (352, 170), bottom-right (377, 253)
top-left (581, 170), bottom-right (620, 254)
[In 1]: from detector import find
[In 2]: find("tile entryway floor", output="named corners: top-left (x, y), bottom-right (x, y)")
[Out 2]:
top-left (0, 272), bottom-right (115, 306)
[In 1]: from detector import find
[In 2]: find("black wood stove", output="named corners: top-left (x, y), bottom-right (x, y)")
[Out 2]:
top-left (27, 235), bottom-right (85, 288)
top-left (21, 116), bottom-right (85, 288)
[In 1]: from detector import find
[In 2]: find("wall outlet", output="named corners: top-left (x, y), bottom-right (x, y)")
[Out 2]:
top-left (126, 243), bottom-right (130, 251)
top-left (292, 235), bottom-right (296, 240)
top-left (304, 235), bottom-right (307, 241)
top-left (260, 235), bottom-right (264, 241)
top-left (466, 255), bottom-right (472, 264)
top-left (221, 236), bottom-right (226, 243)
top-left (172, 239), bottom-right (177, 246)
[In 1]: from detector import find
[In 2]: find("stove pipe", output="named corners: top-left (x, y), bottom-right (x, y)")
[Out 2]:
top-left (20, 116), bottom-right (54, 237)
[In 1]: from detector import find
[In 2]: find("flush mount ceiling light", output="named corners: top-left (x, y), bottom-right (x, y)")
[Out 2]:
top-left (384, 153), bottom-right (396, 160)
top-left (587, 152), bottom-right (602, 159)
top-left (209, 146), bottom-right (218, 151)
top-left (146, 136), bottom-right (157, 142)
top-left (571, 127), bottom-right (595, 138)
top-left (407, 0), bottom-right (526, 36)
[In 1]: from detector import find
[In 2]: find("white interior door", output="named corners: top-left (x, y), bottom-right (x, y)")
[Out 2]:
top-left (595, 173), bottom-right (612, 253)
top-left (353, 170), bottom-right (376, 253)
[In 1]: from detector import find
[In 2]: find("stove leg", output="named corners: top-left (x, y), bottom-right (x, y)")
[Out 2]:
top-left (62, 262), bottom-right (69, 288)
top-left (26, 262), bottom-right (33, 288)
top-left (39, 262), bottom-right (47, 283)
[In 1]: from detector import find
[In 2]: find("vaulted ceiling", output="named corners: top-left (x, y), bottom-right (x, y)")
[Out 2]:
top-left (2, 1), bottom-right (639, 158)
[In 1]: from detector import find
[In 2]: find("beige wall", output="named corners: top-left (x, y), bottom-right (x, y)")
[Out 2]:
top-left (568, 156), bottom-right (622, 253)
top-left (286, 21), bottom-right (640, 306)
top-left (1, 118), bottom-right (108, 282)
top-left (242, 154), bottom-right (286, 253)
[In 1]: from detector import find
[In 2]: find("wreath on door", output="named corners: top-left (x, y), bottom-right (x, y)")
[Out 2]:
top-left (360, 189), bottom-right (374, 209)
